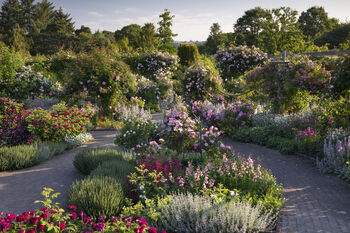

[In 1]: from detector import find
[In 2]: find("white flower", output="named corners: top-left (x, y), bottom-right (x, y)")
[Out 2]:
top-left (230, 191), bottom-right (238, 196)
top-left (210, 194), bottom-right (217, 198)
top-left (139, 185), bottom-right (144, 190)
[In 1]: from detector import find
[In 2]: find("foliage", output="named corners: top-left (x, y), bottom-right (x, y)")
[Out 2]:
top-left (298, 6), bottom-right (338, 40)
top-left (333, 55), bottom-right (350, 97)
top-left (68, 176), bottom-right (126, 218)
top-left (73, 148), bottom-right (130, 175)
top-left (317, 128), bottom-right (350, 181)
top-left (27, 102), bottom-right (94, 142)
top-left (215, 99), bottom-right (255, 134)
top-left (0, 42), bottom-right (25, 98)
top-left (215, 45), bottom-right (268, 80)
top-left (160, 104), bottom-right (196, 151)
top-left (0, 98), bottom-right (31, 146)
top-left (155, 193), bottom-right (276, 233)
top-left (64, 132), bottom-right (93, 147)
top-left (114, 103), bottom-right (152, 122)
top-left (316, 23), bottom-right (350, 49)
top-left (90, 159), bottom-right (135, 186)
top-left (7, 66), bottom-right (59, 100)
top-left (125, 52), bottom-right (178, 111)
top-left (183, 61), bottom-right (222, 102)
top-left (115, 119), bottom-right (159, 149)
top-left (36, 141), bottom-right (69, 160)
top-left (203, 23), bottom-right (228, 54)
top-left (177, 43), bottom-right (199, 66)
top-left (0, 144), bottom-right (42, 171)
top-left (233, 7), bottom-right (270, 47)
top-left (157, 9), bottom-right (177, 51)
top-left (63, 49), bottom-right (136, 117)
top-left (258, 7), bottom-right (307, 54)
top-left (246, 57), bottom-right (331, 113)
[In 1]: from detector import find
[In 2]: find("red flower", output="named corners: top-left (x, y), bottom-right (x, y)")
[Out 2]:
top-left (148, 227), bottom-right (157, 233)
top-left (58, 222), bottom-right (66, 230)
top-left (29, 217), bottom-right (40, 225)
top-left (37, 224), bottom-right (45, 230)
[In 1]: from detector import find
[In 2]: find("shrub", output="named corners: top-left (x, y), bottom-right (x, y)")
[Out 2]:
top-left (73, 148), bottom-right (127, 175)
top-left (115, 119), bottom-right (159, 149)
top-left (333, 55), bottom-right (350, 97)
top-left (36, 141), bottom-right (69, 160)
top-left (27, 102), bottom-right (94, 142)
top-left (68, 176), bottom-right (126, 218)
top-left (0, 42), bottom-right (25, 98)
top-left (6, 66), bottom-right (59, 101)
top-left (155, 193), bottom-right (276, 233)
top-left (63, 49), bottom-right (137, 117)
top-left (178, 43), bottom-right (199, 66)
top-left (114, 103), bottom-right (152, 122)
top-left (317, 128), bottom-right (350, 181)
top-left (246, 56), bottom-right (331, 113)
top-left (64, 132), bottom-right (93, 146)
top-left (215, 45), bottom-right (268, 80)
top-left (0, 98), bottom-right (31, 146)
top-left (183, 61), bottom-right (222, 102)
top-left (0, 145), bottom-right (42, 171)
top-left (90, 159), bottom-right (135, 185)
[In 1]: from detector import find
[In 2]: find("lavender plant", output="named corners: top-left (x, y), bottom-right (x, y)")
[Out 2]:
top-left (155, 193), bottom-right (276, 233)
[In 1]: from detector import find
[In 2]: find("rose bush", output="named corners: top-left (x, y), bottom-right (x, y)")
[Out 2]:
top-left (27, 102), bottom-right (95, 142)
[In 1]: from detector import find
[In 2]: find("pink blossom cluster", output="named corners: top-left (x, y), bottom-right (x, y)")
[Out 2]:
top-left (296, 127), bottom-right (316, 137)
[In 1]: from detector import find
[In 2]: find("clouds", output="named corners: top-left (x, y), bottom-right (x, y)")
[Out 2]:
top-left (88, 11), bottom-right (104, 17)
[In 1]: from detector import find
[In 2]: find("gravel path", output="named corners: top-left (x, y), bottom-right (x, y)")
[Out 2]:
top-left (0, 131), bottom-right (118, 214)
top-left (224, 139), bottom-right (350, 233)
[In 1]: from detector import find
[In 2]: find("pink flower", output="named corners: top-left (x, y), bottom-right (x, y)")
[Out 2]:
top-left (329, 119), bottom-right (333, 124)
top-left (194, 144), bottom-right (199, 149)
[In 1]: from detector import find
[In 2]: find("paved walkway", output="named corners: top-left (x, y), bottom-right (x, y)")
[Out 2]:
top-left (0, 131), bottom-right (118, 214)
top-left (224, 139), bottom-right (350, 233)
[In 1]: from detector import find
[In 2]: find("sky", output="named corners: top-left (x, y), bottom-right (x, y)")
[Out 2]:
top-left (3, 0), bottom-right (350, 41)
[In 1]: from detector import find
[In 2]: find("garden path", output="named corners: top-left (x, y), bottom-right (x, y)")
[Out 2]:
top-left (224, 139), bottom-right (350, 233)
top-left (0, 131), bottom-right (118, 215)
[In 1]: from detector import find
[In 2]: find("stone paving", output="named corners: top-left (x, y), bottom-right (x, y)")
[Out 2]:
top-left (224, 139), bottom-right (350, 233)
top-left (0, 131), bottom-right (118, 214)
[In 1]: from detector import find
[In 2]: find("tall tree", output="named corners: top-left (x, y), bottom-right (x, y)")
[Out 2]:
top-left (19, 0), bottom-right (35, 34)
top-left (0, 0), bottom-right (22, 43)
top-left (298, 6), bottom-right (338, 40)
top-left (44, 7), bottom-right (74, 34)
top-left (114, 24), bottom-right (142, 49)
top-left (32, 0), bottom-right (54, 33)
top-left (233, 7), bottom-right (270, 46)
top-left (140, 23), bottom-right (157, 50)
top-left (316, 23), bottom-right (350, 49)
top-left (157, 9), bottom-right (177, 45)
top-left (204, 23), bottom-right (228, 54)
top-left (259, 7), bottom-right (305, 54)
